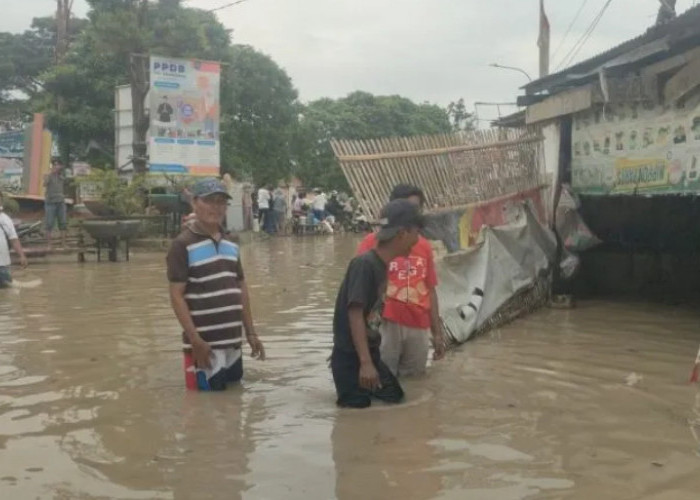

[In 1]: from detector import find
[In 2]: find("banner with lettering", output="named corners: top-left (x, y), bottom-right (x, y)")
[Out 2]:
top-left (148, 56), bottom-right (221, 176)
top-left (572, 96), bottom-right (700, 194)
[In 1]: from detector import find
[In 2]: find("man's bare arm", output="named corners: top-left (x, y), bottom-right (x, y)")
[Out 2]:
top-left (169, 282), bottom-right (199, 341)
top-left (429, 288), bottom-right (446, 360)
top-left (241, 280), bottom-right (255, 336)
top-left (348, 306), bottom-right (371, 363)
top-left (169, 282), bottom-right (212, 368)
top-left (10, 238), bottom-right (27, 268)
top-left (349, 306), bottom-right (380, 390)
top-left (241, 280), bottom-right (265, 359)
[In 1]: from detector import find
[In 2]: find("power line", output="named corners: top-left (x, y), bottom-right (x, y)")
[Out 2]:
top-left (557, 0), bottom-right (614, 71)
top-left (558, 0), bottom-right (614, 70)
top-left (551, 0), bottom-right (590, 62)
top-left (207, 0), bottom-right (253, 13)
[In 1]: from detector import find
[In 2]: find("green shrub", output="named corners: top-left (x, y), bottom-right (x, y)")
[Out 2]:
top-left (0, 192), bottom-right (20, 215)
top-left (77, 170), bottom-right (146, 216)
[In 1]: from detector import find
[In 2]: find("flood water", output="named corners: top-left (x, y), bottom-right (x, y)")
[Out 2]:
top-left (1, 234), bottom-right (699, 500)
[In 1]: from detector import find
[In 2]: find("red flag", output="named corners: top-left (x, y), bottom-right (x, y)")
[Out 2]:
top-left (538, 0), bottom-right (550, 77)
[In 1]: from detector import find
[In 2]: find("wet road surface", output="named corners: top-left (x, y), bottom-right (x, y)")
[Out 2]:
top-left (1, 234), bottom-right (699, 499)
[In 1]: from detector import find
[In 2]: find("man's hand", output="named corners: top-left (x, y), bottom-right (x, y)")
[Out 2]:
top-left (359, 361), bottom-right (381, 391)
top-left (246, 333), bottom-right (266, 360)
top-left (432, 333), bottom-right (447, 361)
top-left (191, 336), bottom-right (212, 369)
top-left (19, 254), bottom-right (28, 269)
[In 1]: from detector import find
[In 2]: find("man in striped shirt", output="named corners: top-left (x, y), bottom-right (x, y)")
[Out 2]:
top-left (167, 178), bottom-right (265, 391)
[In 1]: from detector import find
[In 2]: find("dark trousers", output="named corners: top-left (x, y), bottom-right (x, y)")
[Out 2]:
top-left (259, 208), bottom-right (274, 233)
top-left (203, 356), bottom-right (243, 391)
top-left (313, 209), bottom-right (326, 222)
top-left (331, 347), bottom-right (404, 408)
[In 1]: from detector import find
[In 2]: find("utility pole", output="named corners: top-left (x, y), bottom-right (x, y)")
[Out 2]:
top-left (129, 1), bottom-right (150, 176)
top-left (656, 0), bottom-right (677, 25)
top-left (55, 0), bottom-right (74, 164)
top-left (55, 0), bottom-right (73, 63)
top-left (130, 53), bottom-right (150, 176)
top-left (537, 0), bottom-right (550, 78)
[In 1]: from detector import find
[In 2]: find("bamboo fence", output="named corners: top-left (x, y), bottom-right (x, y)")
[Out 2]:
top-left (331, 128), bottom-right (545, 219)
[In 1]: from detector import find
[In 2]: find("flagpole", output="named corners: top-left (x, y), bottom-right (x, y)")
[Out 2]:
top-left (538, 0), bottom-right (551, 78)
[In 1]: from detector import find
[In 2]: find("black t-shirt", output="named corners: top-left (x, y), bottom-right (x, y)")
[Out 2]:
top-left (326, 197), bottom-right (343, 217)
top-left (332, 250), bottom-right (387, 353)
top-left (158, 102), bottom-right (174, 122)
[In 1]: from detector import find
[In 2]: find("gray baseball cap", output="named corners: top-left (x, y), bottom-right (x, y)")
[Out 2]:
top-left (375, 199), bottom-right (425, 242)
top-left (191, 178), bottom-right (231, 199)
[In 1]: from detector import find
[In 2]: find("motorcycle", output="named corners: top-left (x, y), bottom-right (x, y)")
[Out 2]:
top-left (13, 219), bottom-right (43, 242)
top-left (341, 210), bottom-right (372, 233)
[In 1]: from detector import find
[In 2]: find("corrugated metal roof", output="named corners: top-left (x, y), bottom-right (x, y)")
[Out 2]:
top-left (492, 110), bottom-right (526, 128)
top-left (523, 5), bottom-right (700, 96)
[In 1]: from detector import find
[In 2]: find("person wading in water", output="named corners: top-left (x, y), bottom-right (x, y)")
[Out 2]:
top-left (330, 199), bottom-right (425, 408)
top-left (167, 178), bottom-right (265, 391)
top-left (357, 184), bottom-right (446, 378)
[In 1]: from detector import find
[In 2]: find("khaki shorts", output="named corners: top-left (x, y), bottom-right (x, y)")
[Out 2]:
top-left (379, 321), bottom-right (431, 377)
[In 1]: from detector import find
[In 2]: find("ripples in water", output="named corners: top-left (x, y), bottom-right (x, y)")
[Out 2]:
top-left (0, 235), bottom-right (699, 499)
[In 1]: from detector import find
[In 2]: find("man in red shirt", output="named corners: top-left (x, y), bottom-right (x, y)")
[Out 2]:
top-left (357, 184), bottom-right (446, 377)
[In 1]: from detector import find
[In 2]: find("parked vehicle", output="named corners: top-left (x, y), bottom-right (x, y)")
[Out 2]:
top-left (341, 210), bottom-right (372, 233)
top-left (12, 219), bottom-right (43, 242)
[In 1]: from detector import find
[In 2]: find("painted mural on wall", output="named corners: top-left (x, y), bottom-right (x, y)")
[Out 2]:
top-left (572, 95), bottom-right (700, 195)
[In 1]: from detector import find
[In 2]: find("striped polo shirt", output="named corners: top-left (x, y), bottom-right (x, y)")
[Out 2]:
top-left (167, 223), bottom-right (244, 351)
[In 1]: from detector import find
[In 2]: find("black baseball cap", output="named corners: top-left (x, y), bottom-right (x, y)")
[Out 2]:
top-left (375, 199), bottom-right (425, 242)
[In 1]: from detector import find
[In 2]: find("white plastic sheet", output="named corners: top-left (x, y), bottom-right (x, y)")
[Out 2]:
top-left (436, 204), bottom-right (557, 344)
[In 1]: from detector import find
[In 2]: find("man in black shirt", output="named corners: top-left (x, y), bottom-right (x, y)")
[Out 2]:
top-left (331, 199), bottom-right (425, 408)
top-left (157, 96), bottom-right (174, 122)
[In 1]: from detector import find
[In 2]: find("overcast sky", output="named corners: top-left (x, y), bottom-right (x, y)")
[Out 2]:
top-left (3, 0), bottom-right (698, 122)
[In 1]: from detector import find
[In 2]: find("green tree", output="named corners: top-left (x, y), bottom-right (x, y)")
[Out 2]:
top-left (13, 2), bottom-right (298, 185)
top-left (41, 0), bottom-right (231, 170)
top-left (220, 44), bottom-right (300, 185)
top-left (0, 16), bottom-right (87, 118)
top-left (0, 18), bottom-right (53, 101)
top-left (446, 98), bottom-right (476, 132)
top-left (295, 92), bottom-right (453, 190)
top-left (77, 169), bottom-right (146, 216)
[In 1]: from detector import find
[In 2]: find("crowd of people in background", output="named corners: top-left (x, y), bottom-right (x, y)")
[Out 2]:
top-left (253, 184), bottom-right (365, 235)
top-left (182, 180), bottom-right (369, 237)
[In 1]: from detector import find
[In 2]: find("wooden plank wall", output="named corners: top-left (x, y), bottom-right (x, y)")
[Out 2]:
top-left (331, 128), bottom-right (544, 220)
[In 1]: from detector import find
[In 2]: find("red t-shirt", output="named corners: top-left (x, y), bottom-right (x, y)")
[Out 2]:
top-left (356, 233), bottom-right (438, 329)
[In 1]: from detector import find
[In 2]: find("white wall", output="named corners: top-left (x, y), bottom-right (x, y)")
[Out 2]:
top-left (114, 85), bottom-right (134, 172)
top-left (541, 121), bottom-right (561, 224)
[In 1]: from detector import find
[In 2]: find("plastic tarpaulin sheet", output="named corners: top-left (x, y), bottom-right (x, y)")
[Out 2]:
top-left (436, 204), bottom-right (557, 344)
top-left (423, 187), bottom-right (547, 253)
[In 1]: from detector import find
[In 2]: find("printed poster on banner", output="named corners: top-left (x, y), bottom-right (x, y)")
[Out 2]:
top-left (571, 96), bottom-right (700, 195)
top-left (0, 130), bottom-right (26, 194)
top-left (148, 55), bottom-right (221, 177)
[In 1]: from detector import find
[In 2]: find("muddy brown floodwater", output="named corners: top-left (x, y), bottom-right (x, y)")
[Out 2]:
top-left (1, 234), bottom-right (700, 500)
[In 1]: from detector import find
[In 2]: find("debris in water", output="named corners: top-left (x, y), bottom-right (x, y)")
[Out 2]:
top-left (10, 278), bottom-right (43, 289)
top-left (626, 372), bottom-right (643, 386)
